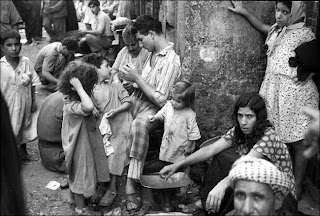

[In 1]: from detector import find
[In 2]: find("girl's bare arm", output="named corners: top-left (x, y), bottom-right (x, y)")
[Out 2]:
top-left (228, 1), bottom-right (271, 34)
top-left (70, 77), bottom-right (94, 114)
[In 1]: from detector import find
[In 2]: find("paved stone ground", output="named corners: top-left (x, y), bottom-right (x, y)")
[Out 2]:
top-left (18, 25), bottom-right (320, 216)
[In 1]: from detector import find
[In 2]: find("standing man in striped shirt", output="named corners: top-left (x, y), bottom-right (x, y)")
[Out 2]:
top-left (121, 14), bottom-right (181, 213)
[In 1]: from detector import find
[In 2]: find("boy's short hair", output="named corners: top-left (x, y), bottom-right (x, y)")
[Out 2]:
top-left (0, 29), bottom-right (21, 45)
top-left (132, 15), bottom-right (162, 35)
top-left (172, 81), bottom-right (195, 108)
top-left (61, 36), bottom-right (79, 52)
top-left (81, 53), bottom-right (114, 68)
top-left (88, 0), bottom-right (100, 8)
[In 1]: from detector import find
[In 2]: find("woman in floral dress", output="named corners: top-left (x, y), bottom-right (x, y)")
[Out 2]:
top-left (228, 1), bottom-right (319, 199)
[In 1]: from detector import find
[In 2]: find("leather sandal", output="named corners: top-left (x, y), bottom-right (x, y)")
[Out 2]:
top-left (125, 192), bottom-right (142, 213)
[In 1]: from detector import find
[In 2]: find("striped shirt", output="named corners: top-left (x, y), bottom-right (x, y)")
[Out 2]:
top-left (141, 42), bottom-right (181, 107)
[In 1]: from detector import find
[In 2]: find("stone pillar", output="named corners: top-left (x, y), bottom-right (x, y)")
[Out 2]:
top-left (174, 1), bottom-right (275, 140)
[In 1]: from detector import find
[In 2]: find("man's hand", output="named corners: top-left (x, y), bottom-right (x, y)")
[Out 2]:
top-left (122, 81), bottom-right (134, 93)
top-left (302, 107), bottom-right (320, 158)
top-left (122, 66), bottom-right (142, 83)
top-left (159, 163), bottom-right (179, 181)
top-left (206, 181), bottom-right (228, 213)
top-left (78, 30), bottom-right (87, 36)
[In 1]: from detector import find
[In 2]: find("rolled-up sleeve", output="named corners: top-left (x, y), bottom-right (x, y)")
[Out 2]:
top-left (154, 61), bottom-right (181, 107)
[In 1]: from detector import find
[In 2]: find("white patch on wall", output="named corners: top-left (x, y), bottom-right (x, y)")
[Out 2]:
top-left (199, 46), bottom-right (219, 62)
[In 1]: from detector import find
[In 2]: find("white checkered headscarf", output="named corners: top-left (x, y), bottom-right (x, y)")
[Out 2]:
top-left (229, 156), bottom-right (290, 196)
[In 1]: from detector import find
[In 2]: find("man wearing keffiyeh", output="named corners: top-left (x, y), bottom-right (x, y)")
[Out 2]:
top-left (227, 156), bottom-right (291, 216)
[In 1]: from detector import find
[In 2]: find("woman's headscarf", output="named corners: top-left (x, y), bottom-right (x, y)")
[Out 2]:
top-left (266, 1), bottom-right (306, 56)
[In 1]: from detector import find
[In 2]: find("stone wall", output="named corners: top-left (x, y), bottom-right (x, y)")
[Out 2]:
top-left (172, 1), bottom-right (275, 143)
top-left (306, 1), bottom-right (319, 34)
top-left (159, 1), bottom-right (319, 144)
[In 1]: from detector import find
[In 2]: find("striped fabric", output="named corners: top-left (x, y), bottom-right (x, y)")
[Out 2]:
top-left (141, 42), bottom-right (181, 107)
top-left (127, 43), bottom-right (181, 179)
top-left (127, 158), bottom-right (143, 180)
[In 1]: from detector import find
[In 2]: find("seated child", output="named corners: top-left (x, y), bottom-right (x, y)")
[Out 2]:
top-left (82, 53), bottom-right (133, 207)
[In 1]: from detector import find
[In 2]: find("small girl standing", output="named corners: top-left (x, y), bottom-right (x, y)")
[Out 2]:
top-left (82, 53), bottom-right (133, 207)
top-left (0, 29), bottom-right (41, 161)
top-left (59, 61), bottom-right (99, 215)
top-left (149, 81), bottom-right (201, 164)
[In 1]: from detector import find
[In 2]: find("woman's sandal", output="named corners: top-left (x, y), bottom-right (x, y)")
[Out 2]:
top-left (125, 192), bottom-right (142, 213)
top-left (98, 189), bottom-right (117, 207)
top-left (178, 203), bottom-right (203, 214)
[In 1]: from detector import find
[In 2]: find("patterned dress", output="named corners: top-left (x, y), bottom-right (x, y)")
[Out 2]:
top-left (259, 27), bottom-right (318, 143)
top-left (224, 127), bottom-right (295, 197)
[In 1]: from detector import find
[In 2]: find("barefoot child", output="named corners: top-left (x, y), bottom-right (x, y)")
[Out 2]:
top-left (82, 53), bottom-right (133, 207)
top-left (148, 81), bottom-right (201, 194)
top-left (149, 81), bottom-right (201, 163)
top-left (0, 29), bottom-right (41, 161)
top-left (59, 61), bottom-right (99, 215)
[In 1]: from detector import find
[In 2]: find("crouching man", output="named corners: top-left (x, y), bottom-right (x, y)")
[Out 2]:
top-left (34, 36), bottom-right (78, 91)
top-left (227, 156), bottom-right (293, 216)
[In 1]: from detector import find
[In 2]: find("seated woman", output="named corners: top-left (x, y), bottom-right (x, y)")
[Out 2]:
top-left (160, 93), bottom-right (298, 215)
top-left (111, 22), bottom-right (150, 94)
top-left (37, 91), bottom-right (66, 173)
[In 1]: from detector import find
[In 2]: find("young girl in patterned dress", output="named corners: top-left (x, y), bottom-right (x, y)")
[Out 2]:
top-left (228, 1), bottom-right (318, 200)
top-left (59, 61), bottom-right (99, 215)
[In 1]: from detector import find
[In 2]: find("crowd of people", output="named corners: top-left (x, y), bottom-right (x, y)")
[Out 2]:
top-left (1, 0), bottom-right (320, 216)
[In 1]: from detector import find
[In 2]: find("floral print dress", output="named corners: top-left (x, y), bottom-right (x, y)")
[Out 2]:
top-left (259, 27), bottom-right (318, 143)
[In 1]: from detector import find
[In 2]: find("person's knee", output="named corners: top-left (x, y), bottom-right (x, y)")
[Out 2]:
top-left (84, 34), bottom-right (96, 43)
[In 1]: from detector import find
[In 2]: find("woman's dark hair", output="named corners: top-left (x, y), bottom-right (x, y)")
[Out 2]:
top-left (59, 61), bottom-right (98, 100)
top-left (81, 53), bottom-right (114, 68)
top-left (232, 93), bottom-right (272, 149)
top-left (0, 29), bottom-right (21, 45)
top-left (132, 14), bottom-right (162, 35)
top-left (88, 0), bottom-right (100, 8)
top-left (276, 1), bottom-right (292, 11)
top-left (172, 81), bottom-right (195, 108)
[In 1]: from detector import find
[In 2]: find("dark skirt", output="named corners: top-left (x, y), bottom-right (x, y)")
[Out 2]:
top-left (199, 147), bottom-right (239, 216)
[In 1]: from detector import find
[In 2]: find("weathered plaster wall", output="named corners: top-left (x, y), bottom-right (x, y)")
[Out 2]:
top-left (171, 1), bottom-right (276, 143)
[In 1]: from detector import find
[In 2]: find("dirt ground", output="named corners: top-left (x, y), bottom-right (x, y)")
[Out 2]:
top-left (18, 27), bottom-right (320, 216)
